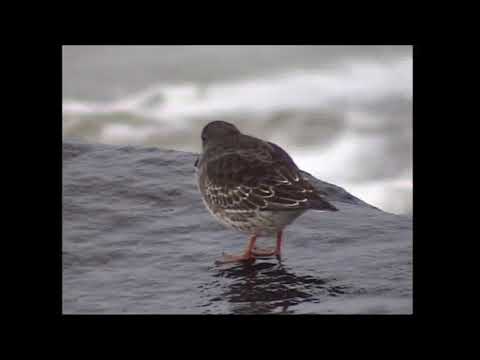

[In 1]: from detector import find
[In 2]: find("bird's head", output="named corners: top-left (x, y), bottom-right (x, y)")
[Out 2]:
top-left (200, 121), bottom-right (241, 151)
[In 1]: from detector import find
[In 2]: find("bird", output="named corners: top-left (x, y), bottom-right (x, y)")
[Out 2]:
top-left (195, 121), bottom-right (338, 264)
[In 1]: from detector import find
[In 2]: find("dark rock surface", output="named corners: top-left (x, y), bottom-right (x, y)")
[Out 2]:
top-left (62, 139), bottom-right (412, 314)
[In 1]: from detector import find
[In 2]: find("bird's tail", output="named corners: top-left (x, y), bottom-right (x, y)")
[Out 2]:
top-left (309, 197), bottom-right (338, 212)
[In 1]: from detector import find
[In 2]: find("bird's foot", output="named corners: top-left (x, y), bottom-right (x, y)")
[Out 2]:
top-left (251, 247), bottom-right (277, 257)
top-left (252, 247), bottom-right (282, 261)
top-left (215, 252), bottom-right (256, 265)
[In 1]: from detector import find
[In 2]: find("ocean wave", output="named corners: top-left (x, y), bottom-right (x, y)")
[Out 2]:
top-left (63, 57), bottom-right (412, 121)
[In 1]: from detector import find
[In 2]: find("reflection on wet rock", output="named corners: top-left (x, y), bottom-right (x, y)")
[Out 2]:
top-left (198, 262), bottom-right (349, 314)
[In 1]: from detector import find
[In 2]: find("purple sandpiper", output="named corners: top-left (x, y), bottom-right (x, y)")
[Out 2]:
top-left (195, 121), bottom-right (338, 263)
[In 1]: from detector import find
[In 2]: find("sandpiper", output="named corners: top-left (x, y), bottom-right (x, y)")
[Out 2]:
top-left (195, 121), bottom-right (338, 263)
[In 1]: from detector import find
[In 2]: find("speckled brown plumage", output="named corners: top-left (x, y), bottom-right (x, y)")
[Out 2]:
top-left (195, 121), bottom-right (338, 263)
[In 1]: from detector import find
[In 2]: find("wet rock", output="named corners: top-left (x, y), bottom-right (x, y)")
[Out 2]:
top-left (63, 139), bottom-right (412, 314)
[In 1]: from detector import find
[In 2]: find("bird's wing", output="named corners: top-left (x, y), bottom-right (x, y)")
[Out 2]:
top-left (203, 145), bottom-right (337, 212)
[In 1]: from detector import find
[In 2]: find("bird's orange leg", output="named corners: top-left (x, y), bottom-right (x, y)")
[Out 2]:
top-left (216, 235), bottom-right (257, 264)
top-left (251, 230), bottom-right (283, 259)
top-left (275, 230), bottom-right (283, 259)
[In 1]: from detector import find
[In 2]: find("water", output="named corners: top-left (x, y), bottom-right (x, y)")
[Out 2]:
top-left (62, 45), bottom-right (412, 215)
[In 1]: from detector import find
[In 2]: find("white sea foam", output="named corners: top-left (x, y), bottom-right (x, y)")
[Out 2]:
top-left (290, 129), bottom-right (412, 214)
top-left (63, 57), bottom-right (412, 122)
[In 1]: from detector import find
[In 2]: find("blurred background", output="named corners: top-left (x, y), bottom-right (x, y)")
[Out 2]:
top-left (62, 45), bottom-right (412, 215)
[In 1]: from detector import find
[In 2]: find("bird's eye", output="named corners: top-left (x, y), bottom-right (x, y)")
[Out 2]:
top-left (201, 135), bottom-right (206, 142)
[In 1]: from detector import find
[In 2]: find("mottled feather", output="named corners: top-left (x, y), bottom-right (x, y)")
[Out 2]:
top-left (200, 135), bottom-right (337, 212)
